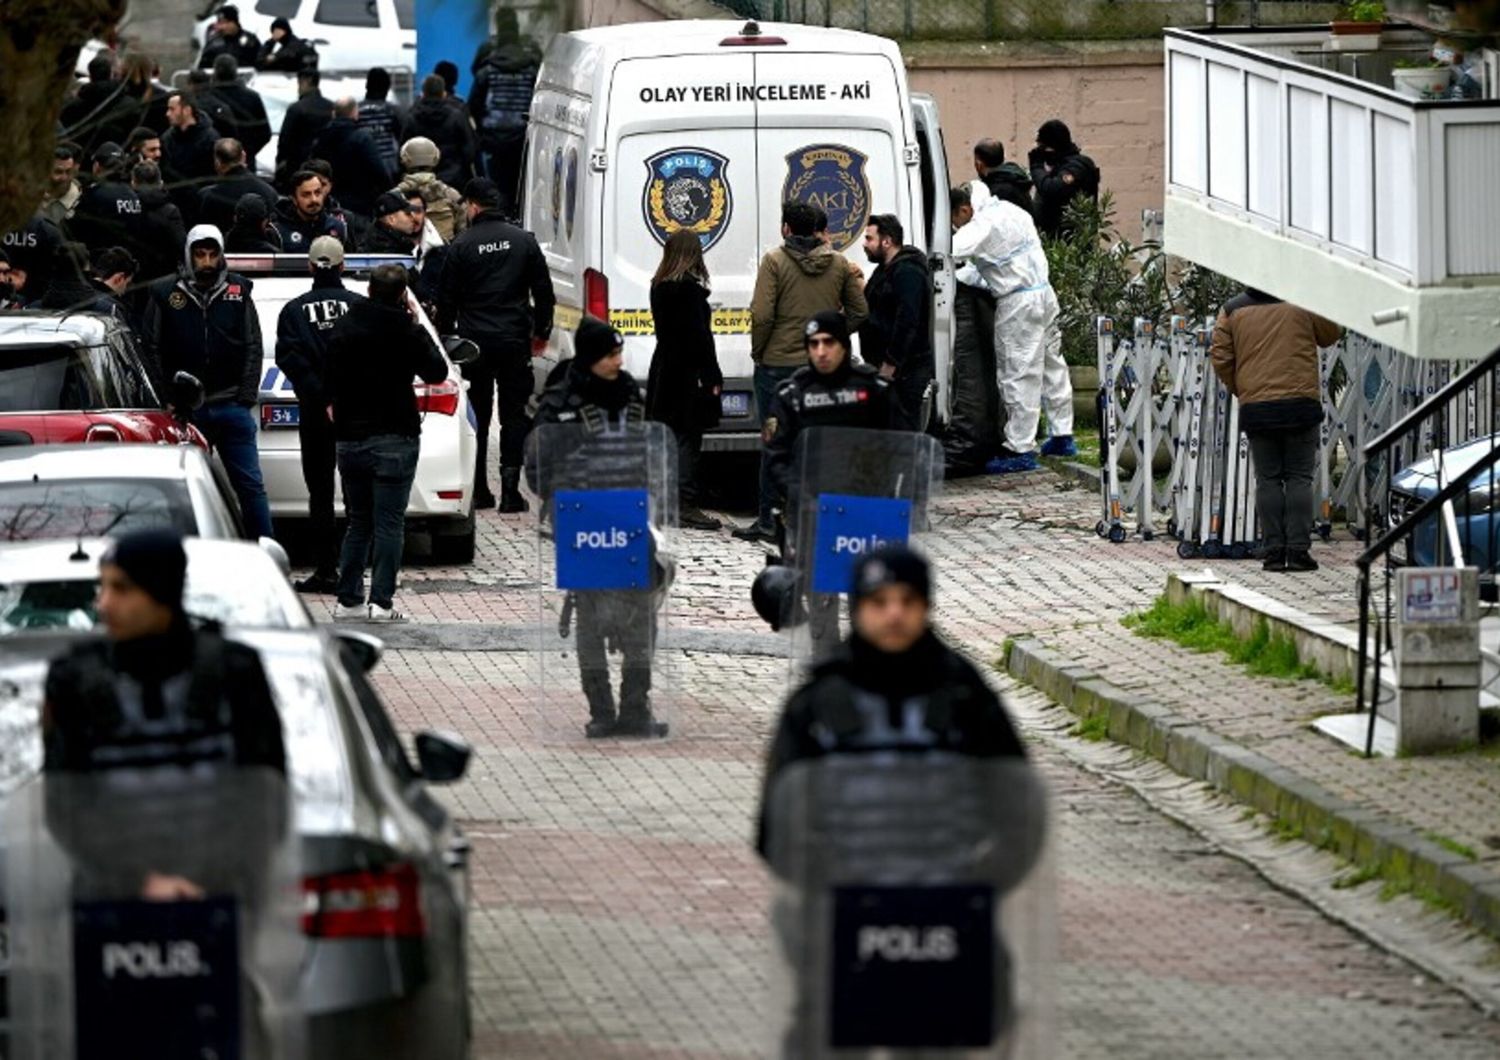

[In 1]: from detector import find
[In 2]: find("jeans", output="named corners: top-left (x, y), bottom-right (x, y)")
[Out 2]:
top-left (466, 344), bottom-right (534, 490)
top-left (754, 364), bottom-right (799, 527)
top-left (336, 435), bottom-right (419, 609)
top-left (195, 401), bottom-right (273, 539)
top-left (298, 409), bottom-right (339, 576)
top-left (1247, 424), bottom-right (1319, 552)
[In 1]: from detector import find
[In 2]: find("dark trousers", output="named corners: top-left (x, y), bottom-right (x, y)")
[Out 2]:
top-left (754, 364), bottom-right (799, 527)
top-left (677, 430), bottom-right (702, 506)
top-left (466, 344), bottom-right (534, 489)
top-left (575, 592), bottom-right (655, 721)
top-left (195, 401), bottom-right (274, 539)
top-left (336, 434), bottom-right (419, 609)
top-left (478, 130), bottom-right (525, 216)
top-left (1247, 423), bottom-right (1319, 552)
top-left (298, 410), bottom-right (339, 576)
top-left (889, 364), bottom-right (935, 432)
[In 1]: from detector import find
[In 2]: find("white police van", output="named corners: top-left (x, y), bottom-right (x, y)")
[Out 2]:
top-left (521, 19), bottom-right (954, 451)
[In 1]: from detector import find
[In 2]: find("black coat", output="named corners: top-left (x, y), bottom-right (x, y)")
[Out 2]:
top-left (1028, 144), bottom-right (1101, 238)
top-left (224, 222), bottom-right (283, 254)
top-left (255, 34), bottom-right (317, 73)
top-left (162, 121), bottom-right (219, 183)
top-left (646, 278), bottom-right (722, 436)
top-left (435, 211), bottom-right (554, 349)
top-left (982, 163), bottom-right (1035, 218)
top-left (275, 272), bottom-right (363, 406)
top-left (308, 117), bottom-right (394, 218)
top-left (859, 245), bottom-right (933, 374)
top-left (199, 29), bottom-right (262, 70)
top-left (756, 629), bottom-right (1026, 858)
top-left (205, 81), bottom-right (272, 163)
top-left (326, 298), bottom-right (447, 440)
top-left (269, 196), bottom-right (349, 252)
top-left (67, 180), bottom-right (148, 257)
top-left (359, 219), bottom-right (418, 255)
top-left (141, 269), bottom-right (263, 403)
top-left (407, 97), bottom-right (476, 188)
top-left (134, 187), bottom-right (187, 283)
top-left (196, 167), bottom-right (279, 234)
top-left (276, 90), bottom-right (333, 181)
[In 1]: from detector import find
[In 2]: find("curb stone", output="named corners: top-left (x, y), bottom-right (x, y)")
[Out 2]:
top-left (1003, 636), bottom-right (1500, 942)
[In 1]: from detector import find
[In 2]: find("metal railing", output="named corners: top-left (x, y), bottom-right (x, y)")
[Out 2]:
top-left (1354, 343), bottom-right (1500, 755)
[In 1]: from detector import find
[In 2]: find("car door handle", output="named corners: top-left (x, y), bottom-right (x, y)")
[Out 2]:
top-left (444, 836), bottom-right (472, 869)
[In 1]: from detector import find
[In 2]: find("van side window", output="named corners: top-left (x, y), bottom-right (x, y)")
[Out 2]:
top-left (915, 128), bottom-right (937, 250)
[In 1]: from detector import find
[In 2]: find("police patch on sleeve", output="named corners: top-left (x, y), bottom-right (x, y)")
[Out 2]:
top-left (643, 148), bottom-right (732, 250)
top-left (783, 144), bottom-right (870, 252)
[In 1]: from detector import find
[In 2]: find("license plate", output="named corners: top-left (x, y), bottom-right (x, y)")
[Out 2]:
top-left (262, 403), bottom-right (300, 428)
top-left (721, 391), bottom-right (751, 418)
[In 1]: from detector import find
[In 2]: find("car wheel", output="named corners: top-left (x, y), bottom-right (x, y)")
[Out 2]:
top-left (431, 511), bottom-right (476, 564)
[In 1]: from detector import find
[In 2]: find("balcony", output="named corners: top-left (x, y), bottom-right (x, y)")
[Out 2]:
top-left (1163, 25), bottom-right (1500, 359)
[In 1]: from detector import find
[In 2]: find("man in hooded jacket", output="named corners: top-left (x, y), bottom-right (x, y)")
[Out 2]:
top-left (860, 213), bottom-right (934, 432)
top-left (468, 6), bottom-right (541, 213)
top-left (141, 224), bottom-right (272, 538)
top-left (1028, 119), bottom-right (1101, 239)
top-left (973, 139), bottom-right (1033, 218)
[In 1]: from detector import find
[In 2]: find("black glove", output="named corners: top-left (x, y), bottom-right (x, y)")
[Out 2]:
top-left (1028, 145), bottom-right (1049, 168)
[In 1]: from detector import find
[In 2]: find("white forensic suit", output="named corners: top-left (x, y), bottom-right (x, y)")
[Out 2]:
top-left (954, 184), bottom-right (1073, 454)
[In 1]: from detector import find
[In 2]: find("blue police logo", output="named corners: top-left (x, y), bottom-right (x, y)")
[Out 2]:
top-left (551, 147), bottom-right (564, 238)
top-left (565, 148), bottom-right (579, 240)
top-left (783, 144), bottom-right (871, 252)
top-left (643, 148), bottom-right (732, 250)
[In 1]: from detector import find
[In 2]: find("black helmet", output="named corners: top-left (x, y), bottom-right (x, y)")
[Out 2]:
top-left (751, 562), bottom-right (805, 632)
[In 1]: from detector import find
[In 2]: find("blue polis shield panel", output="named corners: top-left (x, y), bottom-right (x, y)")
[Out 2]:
top-left (811, 494), bottom-right (913, 594)
top-left (554, 489), bottom-right (651, 590)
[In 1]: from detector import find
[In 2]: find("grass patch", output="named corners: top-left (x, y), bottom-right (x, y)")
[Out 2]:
top-left (1425, 832), bottom-right (1479, 861)
top-left (1123, 595), bottom-right (1346, 691)
top-left (1332, 864), bottom-right (1380, 890)
top-left (1071, 712), bottom-right (1110, 742)
top-left (1000, 636), bottom-right (1016, 665)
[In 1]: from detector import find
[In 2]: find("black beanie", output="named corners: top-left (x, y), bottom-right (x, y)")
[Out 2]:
top-left (803, 309), bottom-right (850, 352)
top-left (850, 545), bottom-right (931, 605)
top-left (574, 315), bottom-right (623, 368)
top-left (1037, 119), bottom-right (1073, 151)
top-left (271, 16), bottom-right (292, 33)
top-left (101, 528), bottom-right (188, 610)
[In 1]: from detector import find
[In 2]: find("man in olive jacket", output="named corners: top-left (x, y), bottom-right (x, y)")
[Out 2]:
top-left (1211, 289), bottom-right (1343, 573)
top-left (738, 200), bottom-right (868, 542)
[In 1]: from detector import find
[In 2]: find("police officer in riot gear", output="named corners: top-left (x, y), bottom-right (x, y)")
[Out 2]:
top-left (275, 237), bottom-right (364, 593)
top-left (756, 546), bottom-right (1024, 855)
top-left (530, 317), bottom-right (667, 739)
top-left (42, 528), bottom-right (286, 777)
top-left (763, 309), bottom-right (892, 515)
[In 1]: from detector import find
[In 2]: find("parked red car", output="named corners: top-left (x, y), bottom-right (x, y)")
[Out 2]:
top-left (0, 312), bottom-right (204, 446)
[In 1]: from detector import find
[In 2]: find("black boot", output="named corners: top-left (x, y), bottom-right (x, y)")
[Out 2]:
top-left (473, 459), bottom-right (496, 509)
top-left (582, 672), bottom-right (616, 738)
top-left (615, 667), bottom-right (667, 738)
top-left (499, 466), bottom-right (529, 513)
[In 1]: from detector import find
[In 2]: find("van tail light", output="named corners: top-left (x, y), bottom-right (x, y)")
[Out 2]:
top-left (584, 267), bottom-right (609, 322)
top-left (84, 424), bottom-right (122, 443)
top-left (415, 378), bottom-right (460, 416)
top-left (302, 862), bottom-right (425, 939)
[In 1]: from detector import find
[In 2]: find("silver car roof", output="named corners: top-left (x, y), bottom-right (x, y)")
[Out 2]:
top-left (0, 444), bottom-right (214, 483)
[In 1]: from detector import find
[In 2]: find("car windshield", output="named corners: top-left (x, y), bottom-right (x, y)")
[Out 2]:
top-left (0, 479), bottom-right (195, 541)
top-left (254, 0), bottom-right (300, 17)
top-left (0, 344), bottom-right (117, 412)
top-left (0, 568), bottom-right (297, 634)
top-left (393, 0), bottom-right (413, 30)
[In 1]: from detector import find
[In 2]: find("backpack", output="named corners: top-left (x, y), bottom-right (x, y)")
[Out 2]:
top-left (397, 173), bottom-right (465, 241)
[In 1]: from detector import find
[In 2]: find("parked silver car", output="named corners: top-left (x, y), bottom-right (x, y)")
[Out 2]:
top-left (0, 538), bottom-right (472, 1056)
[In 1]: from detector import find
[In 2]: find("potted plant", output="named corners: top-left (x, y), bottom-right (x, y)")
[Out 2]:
top-left (1392, 56), bottom-right (1454, 96)
top-left (1330, 0), bottom-right (1387, 50)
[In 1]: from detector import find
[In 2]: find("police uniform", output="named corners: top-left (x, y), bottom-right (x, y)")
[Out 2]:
top-left (529, 318), bottom-right (664, 738)
top-left (275, 239), bottom-right (364, 585)
top-left (436, 182), bottom-right (555, 510)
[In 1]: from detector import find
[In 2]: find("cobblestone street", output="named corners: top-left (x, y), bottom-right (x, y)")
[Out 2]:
top-left (334, 464), bottom-right (1500, 1058)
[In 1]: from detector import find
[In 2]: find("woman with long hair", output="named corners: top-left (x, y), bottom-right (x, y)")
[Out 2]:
top-left (647, 230), bottom-right (724, 530)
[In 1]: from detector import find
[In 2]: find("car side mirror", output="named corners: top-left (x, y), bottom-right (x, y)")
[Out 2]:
top-left (415, 730), bottom-right (471, 784)
top-left (171, 371), bottom-right (206, 412)
top-left (336, 629), bottom-right (384, 673)
top-left (442, 335), bottom-right (480, 367)
top-left (258, 536), bottom-right (291, 576)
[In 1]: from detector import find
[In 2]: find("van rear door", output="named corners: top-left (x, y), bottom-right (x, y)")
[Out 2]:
top-left (603, 53), bottom-right (760, 434)
top-left (912, 93), bottom-right (954, 425)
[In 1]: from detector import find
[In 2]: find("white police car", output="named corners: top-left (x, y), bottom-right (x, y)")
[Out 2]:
top-left (192, 0), bottom-right (416, 79)
top-left (232, 254), bottom-right (479, 563)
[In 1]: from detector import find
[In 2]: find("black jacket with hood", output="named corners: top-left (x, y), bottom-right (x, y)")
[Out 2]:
top-left (140, 223), bottom-right (263, 404)
top-left (982, 163), bottom-right (1035, 218)
top-left (325, 297), bottom-right (447, 440)
top-left (275, 270), bottom-right (364, 408)
top-left (859, 246), bottom-right (933, 374)
top-left (134, 186), bottom-right (188, 282)
top-left (407, 97), bottom-right (476, 188)
top-left (469, 38), bottom-right (541, 143)
top-left (308, 117), bottom-right (394, 218)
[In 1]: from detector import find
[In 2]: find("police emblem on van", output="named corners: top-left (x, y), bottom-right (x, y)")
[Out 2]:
top-left (783, 144), bottom-right (870, 252)
top-left (642, 148), bottom-right (732, 250)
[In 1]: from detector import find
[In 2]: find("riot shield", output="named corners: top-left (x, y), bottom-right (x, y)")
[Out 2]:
top-left (784, 427), bottom-right (944, 662)
top-left (530, 420), bottom-right (678, 742)
top-left (5, 766), bottom-right (303, 1059)
top-left (765, 756), bottom-right (1054, 1059)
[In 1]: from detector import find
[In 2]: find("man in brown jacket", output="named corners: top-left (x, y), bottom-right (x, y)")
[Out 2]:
top-left (1211, 289), bottom-right (1343, 573)
top-left (736, 200), bottom-right (869, 542)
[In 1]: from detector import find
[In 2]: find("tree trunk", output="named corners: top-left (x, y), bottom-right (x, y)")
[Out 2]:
top-left (0, 0), bottom-right (127, 237)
